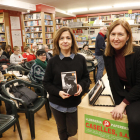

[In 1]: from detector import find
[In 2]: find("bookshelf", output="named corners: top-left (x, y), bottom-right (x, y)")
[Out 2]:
top-left (23, 11), bottom-right (55, 50)
top-left (56, 19), bottom-right (63, 31)
top-left (0, 12), bottom-right (6, 47)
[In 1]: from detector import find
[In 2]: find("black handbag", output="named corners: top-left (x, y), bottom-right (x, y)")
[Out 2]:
top-left (9, 83), bottom-right (38, 107)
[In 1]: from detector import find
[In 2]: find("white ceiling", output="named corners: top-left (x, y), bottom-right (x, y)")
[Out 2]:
top-left (4, 0), bottom-right (140, 17)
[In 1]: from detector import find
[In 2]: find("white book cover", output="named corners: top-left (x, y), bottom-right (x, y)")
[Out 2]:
top-left (61, 71), bottom-right (77, 95)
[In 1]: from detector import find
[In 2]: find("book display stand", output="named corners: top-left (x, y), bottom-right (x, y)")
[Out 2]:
top-left (89, 79), bottom-right (115, 107)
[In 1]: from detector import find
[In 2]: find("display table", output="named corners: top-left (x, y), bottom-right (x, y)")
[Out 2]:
top-left (78, 74), bottom-right (129, 140)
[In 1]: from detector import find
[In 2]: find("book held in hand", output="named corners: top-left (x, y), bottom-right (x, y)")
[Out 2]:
top-left (61, 71), bottom-right (77, 95)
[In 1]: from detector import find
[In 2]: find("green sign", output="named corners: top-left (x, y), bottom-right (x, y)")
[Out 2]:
top-left (85, 114), bottom-right (129, 140)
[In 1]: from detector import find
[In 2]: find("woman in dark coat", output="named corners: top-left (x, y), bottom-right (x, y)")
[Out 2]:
top-left (104, 19), bottom-right (140, 140)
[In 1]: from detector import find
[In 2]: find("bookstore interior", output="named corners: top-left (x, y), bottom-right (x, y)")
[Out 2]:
top-left (0, 1), bottom-right (140, 51)
top-left (0, 0), bottom-right (140, 140)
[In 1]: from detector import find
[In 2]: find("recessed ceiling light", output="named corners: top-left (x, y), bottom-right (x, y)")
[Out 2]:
top-left (89, 6), bottom-right (112, 10)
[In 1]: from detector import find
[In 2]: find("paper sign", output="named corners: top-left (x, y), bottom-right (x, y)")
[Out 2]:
top-left (85, 114), bottom-right (129, 140)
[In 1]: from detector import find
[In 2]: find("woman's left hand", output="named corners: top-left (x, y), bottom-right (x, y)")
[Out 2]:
top-left (74, 84), bottom-right (82, 96)
top-left (111, 101), bottom-right (127, 120)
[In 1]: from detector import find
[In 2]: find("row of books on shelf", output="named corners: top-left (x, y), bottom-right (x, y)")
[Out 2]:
top-left (56, 19), bottom-right (63, 24)
top-left (26, 33), bottom-right (42, 38)
top-left (44, 20), bottom-right (53, 26)
top-left (69, 22), bottom-right (83, 27)
top-left (56, 25), bottom-right (62, 30)
top-left (25, 13), bottom-right (41, 20)
top-left (24, 20), bottom-right (41, 26)
top-left (0, 17), bottom-right (4, 23)
top-left (45, 34), bottom-right (53, 38)
top-left (46, 39), bottom-right (53, 44)
top-left (73, 29), bottom-right (83, 34)
top-left (77, 41), bottom-right (87, 48)
top-left (131, 27), bottom-right (140, 33)
top-left (0, 24), bottom-right (5, 32)
top-left (26, 38), bottom-right (43, 44)
top-left (25, 27), bottom-right (42, 32)
top-left (77, 18), bottom-right (88, 23)
top-left (74, 34), bottom-right (89, 41)
top-left (0, 34), bottom-right (5, 41)
top-left (45, 27), bottom-right (54, 32)
top-left (44, 14), bottom-right (52, 20)
top-left (48, 44), bottom-right (53, 49)
top-left (27, 44), bottom-right (43, 49)
top-left (101, 15), bottom-right (112, 21)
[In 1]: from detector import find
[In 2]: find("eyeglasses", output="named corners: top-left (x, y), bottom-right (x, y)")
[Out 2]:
top-left (15, 50), bottom-right (20, 52)
top-left (40, 54), bottom-right (46, 57)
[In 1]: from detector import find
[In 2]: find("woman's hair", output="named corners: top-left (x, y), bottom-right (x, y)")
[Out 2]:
top-left (13, 46), bottom-right (19, 51)
top-left (1, 44), bottom-right (6, 50)
top-left (105, 19), bottom-right (134, 56)
top-left (83, 44), bottom-right (89, 49)
top-left (53, 26), bottom-right (78, 56)
top-left (36, 49), bottom-right (46, 56)
top-left (5, 45), bottom-right (12, 55)
top-left (24, 46), bottom-right (30, 52)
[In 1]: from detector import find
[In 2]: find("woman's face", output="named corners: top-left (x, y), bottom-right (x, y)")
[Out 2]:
top-left (59, 31), bottom-right (72, 52)
top-left (110, 25), bottom-right (129, 50)
top-left (84, 45), bottom-right (88, 51)
top-left (7, 47), bottom-right (11, 52)
top-left (37, 53), bottom-right (46, 62)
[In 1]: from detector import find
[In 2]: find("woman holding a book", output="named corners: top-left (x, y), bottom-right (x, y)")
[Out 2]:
top-left (104, 19), bottom-right (140, 140)
top-left (43, 27), bottom-right (89, 140)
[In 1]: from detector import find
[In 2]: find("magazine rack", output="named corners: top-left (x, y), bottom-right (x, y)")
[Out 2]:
top-left (88, 79), bottom-right (115, 107)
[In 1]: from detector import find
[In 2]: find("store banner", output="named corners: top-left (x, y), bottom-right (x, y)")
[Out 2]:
top-left (85, 114), bottom-right (129, 140)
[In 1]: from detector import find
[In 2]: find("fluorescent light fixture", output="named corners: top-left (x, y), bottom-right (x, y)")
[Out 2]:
top-left (55, 8), bottom-right (76, 17)
top-left (89, 6), bottom-right (112, 10)
top-left (114, 2), bottom-right (140, 8)
top-left (67, 8), bottom-right (88, 13)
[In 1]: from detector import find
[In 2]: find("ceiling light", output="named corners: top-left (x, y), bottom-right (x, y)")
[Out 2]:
top-left (67, 8), bottom-right (88, 13)
top-left (89, 6), bottom-right (112, 10)
top-left (114, 2), bottom-right (140, 8)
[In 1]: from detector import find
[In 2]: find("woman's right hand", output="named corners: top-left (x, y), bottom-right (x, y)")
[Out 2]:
top-left (59, 91), bottom-right (71, 99)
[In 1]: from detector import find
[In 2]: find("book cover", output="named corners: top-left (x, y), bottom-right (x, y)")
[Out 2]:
top-left (89, 80), bottom-right (105, 105)
top-left (61, 71), bottom-right (77, 95)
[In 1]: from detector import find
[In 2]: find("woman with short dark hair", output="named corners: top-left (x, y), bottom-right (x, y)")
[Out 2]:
top-left (43, 27), bottom-right (89, 140)
top-left (29, 49), bottom-right (47, 84)
top-left (80, 44), bottom-right (95, 57)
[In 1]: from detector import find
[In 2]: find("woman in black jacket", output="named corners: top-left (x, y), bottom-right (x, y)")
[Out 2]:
top-left (104, 19), bottom-right (140, 140)
top-left (43, 27), bottom-right (89, 140)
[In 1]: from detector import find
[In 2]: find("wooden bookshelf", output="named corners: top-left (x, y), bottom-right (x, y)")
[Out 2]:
top-left (55, 19), bottom-right (63, 31)
top-left (0, 12), bottom-right (9, 47)
top-left (23, 11), bottom-right (55, 50)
